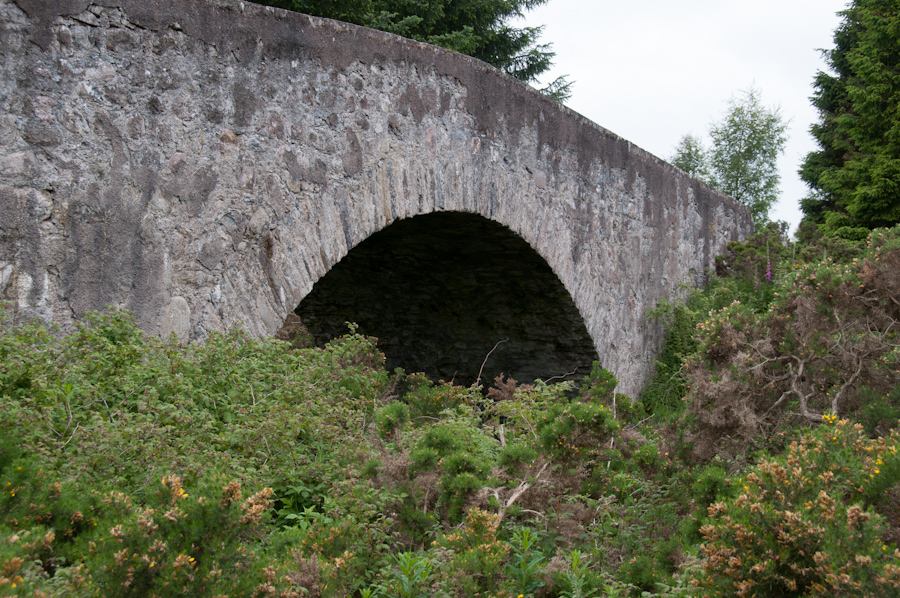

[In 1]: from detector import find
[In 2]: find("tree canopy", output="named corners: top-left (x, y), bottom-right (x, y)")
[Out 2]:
top-left (671, 88), bottom-right (788, 232)
top-left (799, 0), bottom-right (900, 240)
top-left (260, 0), bottom-right (572, 101)
top-left (671, 133), bottom-right (710, 182)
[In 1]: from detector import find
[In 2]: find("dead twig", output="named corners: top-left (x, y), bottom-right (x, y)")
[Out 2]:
top-left (476, 339), bottom-right (508, 386)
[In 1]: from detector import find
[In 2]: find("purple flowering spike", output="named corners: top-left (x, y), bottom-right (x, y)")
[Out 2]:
top-left (765, 261), bottom-right (772, 282)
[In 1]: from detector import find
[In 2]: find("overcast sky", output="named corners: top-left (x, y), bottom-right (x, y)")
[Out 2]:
top-left (518, 0), bottom-right (850, 233)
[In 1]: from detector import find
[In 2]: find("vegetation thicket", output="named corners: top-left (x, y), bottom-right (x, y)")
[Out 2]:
top-left (3, 223), bottom-right (900, 597)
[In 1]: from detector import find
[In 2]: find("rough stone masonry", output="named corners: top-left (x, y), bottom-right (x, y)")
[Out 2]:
top-left (0, 0), bottom-right (752, 395)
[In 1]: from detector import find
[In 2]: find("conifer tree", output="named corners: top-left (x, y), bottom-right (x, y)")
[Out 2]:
top-left (799, 0), bottom-right (900, 239)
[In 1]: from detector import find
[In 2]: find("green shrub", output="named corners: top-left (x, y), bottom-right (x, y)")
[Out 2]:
top-left (684, 228), bottom-right (900, 457)
top-left (498, 442), bottom-right (539, 473)
top-left (81, 475), bottom-right (289, 597)
top-left (634, 442), bottom-right (660, 470)
top-left (403, 374), bottom-right (479, 419)
top-left (410, 446), bottom-right (441, 471)
top-left (695, 420), bottom-right (900, 596)
top-left (487, 378), bottom-right (571, 444)
top-left (619, 553), bottom-right (664, 594)
top-left (407, 408), bottom-right (499, 521)
top-left (503, 527), bottom-right (545, 596)
top-left (537, 401), bottom-right (618, 465)
top-left (431, 508), bottom-right (508, 596)
top-left (376, 401), bottom-right (410, 439)
top-left (857, 385), bottom-right (900, 437)
top-left (580, 362), bottom-right (618, 404)
top-left (690, 464), bottom-right (731, 506)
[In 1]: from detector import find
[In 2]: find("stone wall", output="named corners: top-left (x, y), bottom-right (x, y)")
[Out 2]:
top-left (0, 0), bottom-right (752, 395)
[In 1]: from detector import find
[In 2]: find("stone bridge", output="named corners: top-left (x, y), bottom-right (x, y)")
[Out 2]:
top-left (0, 0), bottom-right (751, 395)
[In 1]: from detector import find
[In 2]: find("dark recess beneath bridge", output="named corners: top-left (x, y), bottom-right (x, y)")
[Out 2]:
top-left (294, 212), bottom-right (599, 387)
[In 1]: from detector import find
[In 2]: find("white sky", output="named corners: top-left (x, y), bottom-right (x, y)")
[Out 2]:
top-left (518, 0), bottom-right (850, 234)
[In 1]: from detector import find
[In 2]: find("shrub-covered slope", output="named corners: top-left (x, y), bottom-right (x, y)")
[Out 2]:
top-left (2, 227), bottom-right (900, 597)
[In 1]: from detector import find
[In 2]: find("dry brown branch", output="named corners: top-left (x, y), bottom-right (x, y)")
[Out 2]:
top-left (489, 461), bottom-right (550, 522)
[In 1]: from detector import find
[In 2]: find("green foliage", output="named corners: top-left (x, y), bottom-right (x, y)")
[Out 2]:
top-left (670, 88), bottom-right (788, 231)
top-left (857, 385), bottom-right (900, 437)
top-left (684, 226), bottom-right (900, 458)
top-left (537, 401), bottom-right (617, 465)
top-left (670, 133), bottom-right (710, 182)
top-left (498, 442), bottom-right (539, 473)
top-left (556, 549), bottom-right (599, 598)
top-left (82, 477), bottom-right (284, 597)
top-left (579, 362), bottom-right (618, 404)
top-left (504, 527), bottom-right (545, 596)
top-left (259, 0), bottom-right (572, 100)
top-left (410, 407), bottom-right (498, 520)
top-left (272, 478), bottom-right (333, 529)
top-left (376, 400), bottom-right (410, 439)
top-left (643, 224), bottom-right (790, 417)
top-left (708, 87), bottom-right (788, 230)
top-left (0, 307), bottom-right (390, 495)
top-left (403, 373), bottom-right (480, 420)
top-left (1, 439), bottom-right (294, 596)
top-left (0, 436), bottom-right (95, 597)
top-left (5, 233), bottom-right (900, 598)
top-left (487, 377), bottom-right (571, 445)
top-left (431, 507), bottom-right (507, 596)
top-left (392, 552), bottom-right (433, 598)
top-left (642, 296), bottom-right (703, 415)
top-left (800, 0), bottom-right (900, 238)
top-left (696, 421), bottom-right (900, 596)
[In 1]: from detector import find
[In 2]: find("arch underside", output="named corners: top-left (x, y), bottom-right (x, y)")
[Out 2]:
top-left (293, 212), bottom-right (599, 388)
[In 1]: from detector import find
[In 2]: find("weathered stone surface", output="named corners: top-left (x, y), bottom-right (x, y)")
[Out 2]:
top-left (160, 296), bottom-right (191, 342)
top-left (0, 0), bottom-right (752, 394)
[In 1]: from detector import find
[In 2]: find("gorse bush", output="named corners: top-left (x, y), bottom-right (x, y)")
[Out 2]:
top-left (537, 401), bottom-right (617, 466)
top-left (81, 476), bottom-right (288, 598)
top-left (683, 226), bottom-right (900, 459)
top-left (697, 420), bottom-right (900, 596)
top-left (402, 373), bottom-right (481, 419)
top-left (376, 401), bottom-right (410, 439)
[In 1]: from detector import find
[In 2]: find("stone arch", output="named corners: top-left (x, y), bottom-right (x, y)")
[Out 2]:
top-left (293, 211), bottom-right (599, 387)
top-left (0, 0), bottom-right (752, 395)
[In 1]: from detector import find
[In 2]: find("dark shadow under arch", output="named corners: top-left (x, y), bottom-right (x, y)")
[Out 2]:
top-left (292, 212), bottom-right (599, 387)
